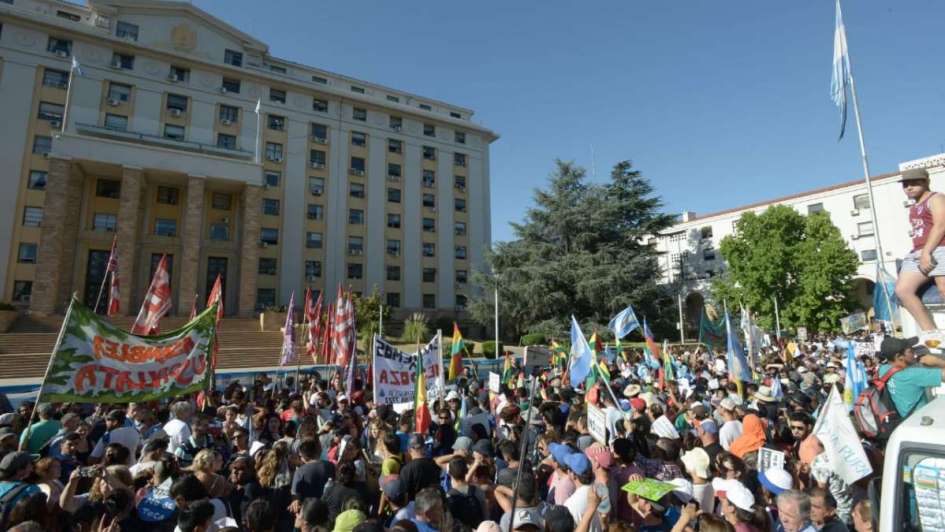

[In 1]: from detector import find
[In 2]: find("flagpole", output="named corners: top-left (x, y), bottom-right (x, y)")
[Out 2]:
top-left (61, 59), bottom-right (76, 134)
top-left (839, 0), bottom-right (897, 335)
top-left (254, 99), bottom-right (262, 164)
top-left (494, 277), bottom-right (500, 356)
top-left (94, 270), bottom-right (110, 315)
top-left (677, 292), bottom-right (685, 343)
top-left (378, 303), bottom-right (383, 340)
top-left (773, 295), bottom-right (782, 341)
top-left (20, 296), bottom-right (76, 451)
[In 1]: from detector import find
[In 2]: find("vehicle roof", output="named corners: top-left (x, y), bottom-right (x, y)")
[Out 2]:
top-left (887, 395), bottom-right (945, 448)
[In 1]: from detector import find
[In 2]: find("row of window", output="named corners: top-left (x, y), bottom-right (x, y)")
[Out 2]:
top-left (254, 287), bottom-right (466, 311)
top-left (257, 257), bottom-right (469, 285)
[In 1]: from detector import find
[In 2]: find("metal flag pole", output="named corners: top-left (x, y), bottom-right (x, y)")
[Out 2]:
top-left (94, 270), bottom-right (110, 315)
top-left (20, 296), bottom-right (76, 451)
top-left (508, 375), bottom-right (539, 532)
top-left (773, 295), bottom-right (782, 341)
top-left (677, 292), bottom-right (685, 343)
top-left (61, 58), bottom-right (77, 135)
top-left (494, 278), bottom-right (500, 355)
top-left (839, 0), bottom-right (897, 334)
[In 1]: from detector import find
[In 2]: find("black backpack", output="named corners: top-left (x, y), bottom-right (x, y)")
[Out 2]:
top-left (853, 367), bottom-right (909, 442)
top-left (446, 484), bottom-right (484, 529)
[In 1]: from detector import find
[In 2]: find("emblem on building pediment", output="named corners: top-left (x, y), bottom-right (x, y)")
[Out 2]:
top-left (171, 24), bottom-right (197, 52)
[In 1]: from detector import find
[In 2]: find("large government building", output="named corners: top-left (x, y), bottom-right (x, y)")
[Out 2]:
top-left (0, 0), bottom-right (497, 318)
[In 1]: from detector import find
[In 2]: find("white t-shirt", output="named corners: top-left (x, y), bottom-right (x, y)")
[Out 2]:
top-left (564, 485), bottom-right (602, 532)
top-left (163, 418), bottom-right (191, 455)
top-left (692, 482), bottom-right (715, 514)
top-left (719, 420), bottom-right (743, 451)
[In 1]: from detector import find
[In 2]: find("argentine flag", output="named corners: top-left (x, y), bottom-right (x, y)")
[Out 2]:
top-left (608, 305), bottom-right (641, 340)
top-left (725, 309), bottom-right (752, 383)
top-left (844, 342), bottom-right (867, 408)
top-left (568, 315), bottom-right (593, 387)
top-left (71, 56), bottom-right (83, 76)
top-left (831, 0), bottom-right (851, 140)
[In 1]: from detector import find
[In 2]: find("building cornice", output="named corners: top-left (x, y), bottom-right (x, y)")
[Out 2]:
top-left (900, 153), bottom-right (945, 171)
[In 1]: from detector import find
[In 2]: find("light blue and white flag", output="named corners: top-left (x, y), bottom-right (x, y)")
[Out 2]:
top-left (725, 309), bottom-right (752, 383)
top-left (608, 305), bottom-right (641, 340)
top-left (873, 265), bottom-right (898, 324)
top-left (831, 0), bottom-right (851, 140)
top-left (770, 374), bottom-right (784, 401)
top-left (844, 342), bottom-right (867, 408)
top-left (568, 315), bottom-right (593, 387)
top-left (71, 56), bottom-right (83, 76)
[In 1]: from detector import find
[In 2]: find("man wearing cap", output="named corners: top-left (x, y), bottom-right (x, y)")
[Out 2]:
top-left (90, 409), bottom-right (140, 465)
top-left (878, 336), bottom-right (945, 417)
top-left (681, 447), bottom-right (714, 511)
top-left (563, 452), bottom-right (602, 532)
top-left (399, 434), bottom-right (441, 499)
top-left (717, 399), bottom-right (743, 452)
top-left (546, 442), bottom-right (576, 505)
top-left (895, 167), bottom-right (945, 338)
top-left (0, 451), bottom-right (40, 509)
top-left (18, 403), bottom-right (60, 454)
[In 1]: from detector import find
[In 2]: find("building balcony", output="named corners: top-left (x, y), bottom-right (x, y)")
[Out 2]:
top-left (51, 128), bottom-right (263, 186)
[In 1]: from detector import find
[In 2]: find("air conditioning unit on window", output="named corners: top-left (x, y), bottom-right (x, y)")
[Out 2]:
top-left (107, 98), bottom-right (121, 107)
top-left (387, 174), bottom-right (400, 182)
top-left (110, 57), bottom-right (122, 69)
top-left (312, 136), bottom-right (327, 144)
top-left (391, 125), bottom-right (402, 132)
top-left (259, 242), bottom-right (269, 248)
top-left (850, 209), bottom-right (860, 217)
top-left (350, 169), bottom-right (365, 176)
top-left (310, 162), bottom-right (325, 169)
top-left (55, 50), bottom-right (69, 58)
top-left (221, 217), bottom-right (229, 224)
top-left (220, 87), bottom-right (229, 94)
top-left (169, 108), bottom-right (183, 117)
top-left (167, 73), bottom-right (179, 82)
top-left (49, 120), bottom-right (61, 128)
top-left (221, 119), bottom-right (233, 126)
top-left (270, 155), bottom-right (283, 163)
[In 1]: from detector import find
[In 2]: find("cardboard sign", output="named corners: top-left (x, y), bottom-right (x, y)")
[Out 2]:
top-left (372, 334), bottom-right (444, 412)
top-left (621, 479), bottom-right (676, 502)
top-left (488, 371), bottom-right (501, 393)
top-left (523, 346), bottom-right (552, 372)
top-left (757, 447), bottom-right (786, 472)
top-left (587, 403), bottom-right (608, 444)
top-left (840, 312), bottom-right (868, 334)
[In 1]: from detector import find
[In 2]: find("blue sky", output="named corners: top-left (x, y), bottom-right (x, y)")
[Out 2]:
top-left (193, 0), bottom-right (945, 243)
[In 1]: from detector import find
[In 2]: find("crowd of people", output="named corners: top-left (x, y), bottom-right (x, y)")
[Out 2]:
top-left (0, 330), bottom-right (939, 532)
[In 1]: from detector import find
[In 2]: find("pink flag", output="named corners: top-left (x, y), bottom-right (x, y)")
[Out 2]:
top-left (189, 292), bottom-right (198, 320)
top-left (305, 288), bottom-right (323, 363)
top-left (280, 292), bottom-right (297, 366)
top-left (131, 255), bottom-right (171, 335)
top-left (206, 274), bottom-right (224, 322)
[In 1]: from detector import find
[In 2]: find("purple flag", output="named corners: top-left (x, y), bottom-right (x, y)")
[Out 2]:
top-left (280, 292), bottom-right (297, 366)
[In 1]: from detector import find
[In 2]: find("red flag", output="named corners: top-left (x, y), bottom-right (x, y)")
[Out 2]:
top-left (305, 288), bottom-right (323, 363)
top-left (206, 275), bottom-right (224, 370)
top-left (189, 292), bottom-right (198, 320)
top-left (415, 344), bottom-right (432, 434)
top-left (105, 236), bottom-right (120, 317)
top-left (206, 274), bottom-right (224, 322)
top-left (331, 285), bottom-right (353, 367)
top-left (320, 303), bottom-right (334, 365)
top-left (131, 255), bottom-right (171, 335)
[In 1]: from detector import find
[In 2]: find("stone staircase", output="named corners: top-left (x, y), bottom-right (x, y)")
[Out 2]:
top-left (0, 315), bottom-right (290, 380)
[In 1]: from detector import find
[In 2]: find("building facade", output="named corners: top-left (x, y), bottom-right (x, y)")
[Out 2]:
top-left (654, 152), bottom-right (945, 331)
top-left (0, 0), bottom-right (496, 318)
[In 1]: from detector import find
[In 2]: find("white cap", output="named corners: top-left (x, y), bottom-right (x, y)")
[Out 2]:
top-left (669, 477), bottom-right (693, 503)
top-left (719, 398), bottom-right (736, 411)
top-left (337, 394), bottom-right (348, 402)
top-left (712, 478), bottom-right (755, 511)
top-left (249, 441), bottom-right (266, 458)
top-left (446, 390), bottom-right (461, 401)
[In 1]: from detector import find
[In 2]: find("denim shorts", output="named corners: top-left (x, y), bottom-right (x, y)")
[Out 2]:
top-left (901, 247), bottom-right (945, 277)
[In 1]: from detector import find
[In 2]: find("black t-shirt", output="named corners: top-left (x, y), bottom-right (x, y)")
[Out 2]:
top-left (227, 481), bottom-right (265, 527)
top-left (399, 457), bottom-right (442, 498)
top-left (322, 482), bottom-right (366, 521)
top-left (292, 459), bottom-right (335, 500)
top-left (703, 442), bottom-right (723, 466)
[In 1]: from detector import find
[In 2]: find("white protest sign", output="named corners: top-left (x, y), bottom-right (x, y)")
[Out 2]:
top-left (757, 447), bottom-right (786, 473)
top-left (813, 386), bottom-right (873, 484)
top-left (587, 403), bottom-right (608, 444)
top-left (797, 327), bottom-right (808, 342)
top-left (840, 312), bottom-right (868, 334)
top-left (488, 371), bottom-right (501, 393)
top-left (372, 333), bottom-right (444, 412)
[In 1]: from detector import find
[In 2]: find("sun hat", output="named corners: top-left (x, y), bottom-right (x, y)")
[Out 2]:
top-left (680, 447), bottom-right (710, 479)
top-left (623, 384), bottom-right (642, 398)
top-left (712, 478), bottom-right (755, 511)
top-left (758, 467), bottom-right (794, 495)
top-left (899, 167), bottom-right (930, 182)
top-left (753, 385), bottom-right (777, 403)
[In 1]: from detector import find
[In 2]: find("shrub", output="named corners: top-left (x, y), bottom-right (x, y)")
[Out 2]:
top-left (481, 341), bottom-right (504, 359)
top-left (519, 333), bottom-right (547, 346)
top-left (402, 313), bottom-right (430, 344)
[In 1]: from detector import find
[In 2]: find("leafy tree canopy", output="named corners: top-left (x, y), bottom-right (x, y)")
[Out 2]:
top-left (469, 160), bottom-right (677, 341)
top-left (711, 205), bottom-right (859, 333)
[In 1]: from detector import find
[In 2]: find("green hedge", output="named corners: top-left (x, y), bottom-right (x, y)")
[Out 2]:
top-left (481, 341), bottom-right (504, 359)
top-left (519, 333), bottom-right (547, 346)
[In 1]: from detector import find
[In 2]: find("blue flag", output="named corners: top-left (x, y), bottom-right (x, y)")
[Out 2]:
top-left (873, 266), bottom-right (898, 323)
top-left (725, 309), bottom-right (752, 382)
top-left (568, 315), bottom-right (593, 387)
top-left (608, 305), bottom-right (641, 340)
top-left (831, 0), bottom-right (851, 140)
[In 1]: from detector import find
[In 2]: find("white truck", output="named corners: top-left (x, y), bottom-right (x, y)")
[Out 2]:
top-left (877, 395), bottom-right (945, 531)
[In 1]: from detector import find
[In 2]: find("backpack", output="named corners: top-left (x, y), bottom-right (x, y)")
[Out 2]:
top-left (0, 482), bottom-right (33, 529)
top-left (853, 366), bottom-right (908, 441)
top-left (446, 484), bottom-right (484, 529)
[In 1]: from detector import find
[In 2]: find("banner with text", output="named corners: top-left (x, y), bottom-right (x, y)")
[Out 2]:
top-left (40, 297), bottom-right (217, 403)
top-left (372, 333), bottom-right (444, 410)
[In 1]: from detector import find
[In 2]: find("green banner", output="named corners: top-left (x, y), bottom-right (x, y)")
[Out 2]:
top-left (40, 297), bottom-right (217, 403)
top-left (698, 309), bottom-right (726, 353)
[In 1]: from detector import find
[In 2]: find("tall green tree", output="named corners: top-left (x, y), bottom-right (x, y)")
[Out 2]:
top-left (469, 160), bottom-right (677, 340)
top-left (712, 206), bottom-right (859, 333)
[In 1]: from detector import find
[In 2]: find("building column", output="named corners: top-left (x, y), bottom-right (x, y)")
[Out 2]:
top-left (32, 157), bottom-right (83, 315)
top-left (178, 176), bottom-right (205, 316)
top-left (116, 167), bottom-right (143, 315)
top-left (238, 184), bottom-right (262, 317)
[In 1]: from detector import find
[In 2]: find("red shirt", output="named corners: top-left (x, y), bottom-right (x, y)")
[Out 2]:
top-left (909, 192), bottom-right (945, 251)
